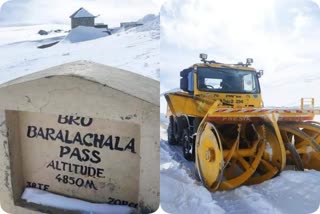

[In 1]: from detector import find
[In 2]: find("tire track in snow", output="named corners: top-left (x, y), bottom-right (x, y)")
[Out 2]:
top-left (212, 186), bottom-right (283, 214)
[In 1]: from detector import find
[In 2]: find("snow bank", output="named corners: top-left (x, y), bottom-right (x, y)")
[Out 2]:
top-left (138, 14), bottom-right (157, 24)
top-left (22, 188), bottom-right (134, 214)
top-left (213, 170), bottom-right (320, 214)
top-left (312, 205), bottom-right (320, 214)
top-left (136, 14), bottom-right (159, 32)
top-left (160, 127), bottom-right (226, 214)
top-left (63, 26), bottom-right (109, 43)
top-left (118, 14), bottom-right (159, 33)
top-left (161, 174), bottom-right (225, 214)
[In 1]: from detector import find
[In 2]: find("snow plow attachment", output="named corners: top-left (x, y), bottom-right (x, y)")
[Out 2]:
top-left (194, 104), bottom-right (320, 191)
top-left (165, 55), bottom-right (320, 191)
top-left (166, 93), bottom-right (320, 191)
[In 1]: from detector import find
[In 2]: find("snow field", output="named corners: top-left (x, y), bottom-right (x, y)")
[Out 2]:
top-left (0, 16), bottom-right (159, 85)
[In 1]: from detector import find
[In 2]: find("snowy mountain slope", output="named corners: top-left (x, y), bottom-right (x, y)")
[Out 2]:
top-left (0, 24), bottom-right (69, 46)
top-left (136, 14), bottom-right (160, 33)
top-left (160, 116), bottom-right (320, 214)
top-left (0, 16), bottom-right (159, 85)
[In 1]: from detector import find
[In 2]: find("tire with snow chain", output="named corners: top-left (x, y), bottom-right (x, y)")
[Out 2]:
top-left (173, 116), bottom-right (188, 143)
top-left (168, 116), bottom-right (178, 145)
top-left (182, 129), bottom-right (195, 161)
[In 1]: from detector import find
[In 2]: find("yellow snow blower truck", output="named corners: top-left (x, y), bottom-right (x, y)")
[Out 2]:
top-left (165, 54), bottom-right (320, 191)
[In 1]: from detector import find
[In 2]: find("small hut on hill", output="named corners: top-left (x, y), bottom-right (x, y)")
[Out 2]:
top-left (70, 8), bottom-right (97, 29)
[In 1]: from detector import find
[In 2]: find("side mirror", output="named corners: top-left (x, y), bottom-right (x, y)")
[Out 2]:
top-left (257, 70), bottom-right (264, 78)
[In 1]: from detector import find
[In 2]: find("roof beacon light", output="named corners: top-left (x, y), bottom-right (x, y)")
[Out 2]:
top-left (200, 53), bottom-right (208, 63)
top-left (246, 58), bottom-right (253, 66)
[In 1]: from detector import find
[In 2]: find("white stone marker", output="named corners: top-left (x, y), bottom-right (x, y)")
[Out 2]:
top-left (0, 61), bottom-right (159, 213)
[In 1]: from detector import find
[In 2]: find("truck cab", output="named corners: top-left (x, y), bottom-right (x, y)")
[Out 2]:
top-left (165, 54), bottom-right (265, 161)
top-left (179, 54), bottom-right (264, 108)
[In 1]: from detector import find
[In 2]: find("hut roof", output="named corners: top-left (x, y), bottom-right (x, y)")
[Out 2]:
top-left (70, 7), bottom-right (95, 18)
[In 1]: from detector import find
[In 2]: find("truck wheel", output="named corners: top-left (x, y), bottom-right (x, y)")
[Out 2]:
top-left (168, 116), bottom-right (177, 145)
top-left (174, 116), bottom-right (188, 143)
top-left (182, 129), bottom-right (194, 161)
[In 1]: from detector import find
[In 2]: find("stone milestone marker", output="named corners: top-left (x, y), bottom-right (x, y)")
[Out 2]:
top-left (0, 61), bottom-right (159, 213)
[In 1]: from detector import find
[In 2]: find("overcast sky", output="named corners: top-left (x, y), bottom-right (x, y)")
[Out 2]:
top-left (161, 0), bottom-right (320, 112)
top-left (0, 0), bottom-right (163, 26)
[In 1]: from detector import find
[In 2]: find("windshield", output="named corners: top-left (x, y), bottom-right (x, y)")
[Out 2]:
top-left (197, 67), bottom-right (260, 94)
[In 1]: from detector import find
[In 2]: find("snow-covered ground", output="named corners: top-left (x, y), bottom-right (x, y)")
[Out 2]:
top-left (0, 24), bottom-right (70, 46)
top-left (22, 188), bottom-right (134, 214)
top-left (0, 15), bottom-right (159, 85)
top-left (0, 14), bottom-right (159, 214)
top-left (160, 115), bottom-right (320, 214)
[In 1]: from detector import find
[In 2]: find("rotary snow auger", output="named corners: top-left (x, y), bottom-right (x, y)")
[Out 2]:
top-left (165, 54), bottom-right (320, 191)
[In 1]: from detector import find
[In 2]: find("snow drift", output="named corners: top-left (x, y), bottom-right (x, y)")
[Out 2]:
top-left (22, 188), bottom-right (133, 214)
top-left (63, 26), bottom-right (109, 43)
